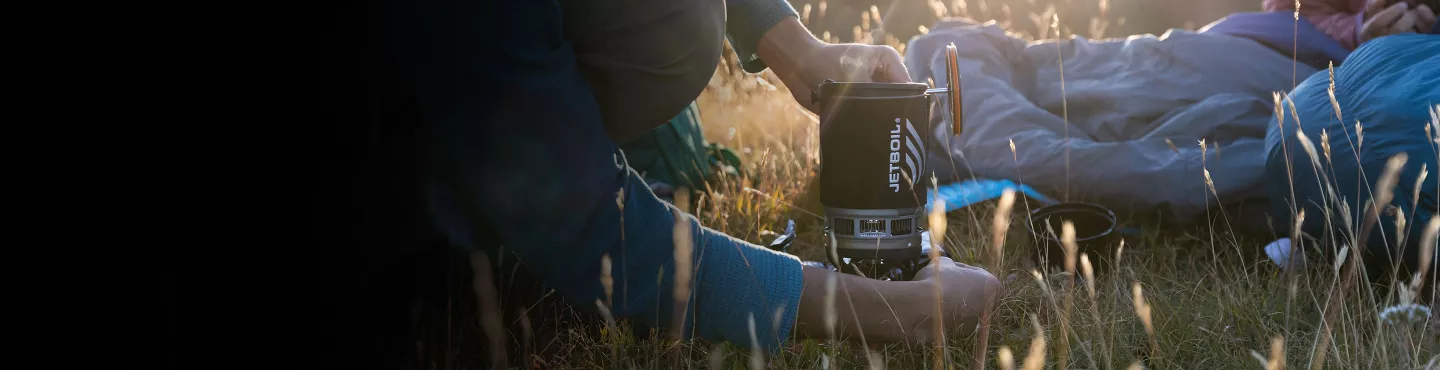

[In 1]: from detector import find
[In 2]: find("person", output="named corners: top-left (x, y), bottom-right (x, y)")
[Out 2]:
top-left (1263, 0), bottom-right (1436, 49)
top-left (368, 0), bottom-right (1002, 366)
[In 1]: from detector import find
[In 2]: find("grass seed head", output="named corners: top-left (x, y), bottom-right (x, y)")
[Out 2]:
top-left (1081, 253), bottom-right (1096, 298)
top-left (999, 346), bottom-right (1016, 370)
top-left (1021, 315), bottom-right (1048, 370)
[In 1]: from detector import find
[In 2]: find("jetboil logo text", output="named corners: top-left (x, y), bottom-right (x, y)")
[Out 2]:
top-left (887, 117), bottom-right (924, 192)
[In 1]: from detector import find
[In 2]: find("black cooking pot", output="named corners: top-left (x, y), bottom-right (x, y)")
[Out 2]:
top-left (812, 43), bottom-right (965, 263)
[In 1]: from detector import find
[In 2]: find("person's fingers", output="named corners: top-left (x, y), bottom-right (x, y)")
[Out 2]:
top-left (1416, 5), bottom-right (1437, 32)
top-left (869, 46), bottom-right (912, 83)
top-left (1363, 2), bottom-right (1410, 38)
top-left (1370, 2), bottom-right (1410, 28)
top-left (1391, 10), bottom-right (1418, 34)
top-left (837, 48), bottom-right (872, 82)
top-left (1365, 0), bottom-right (1390, 18)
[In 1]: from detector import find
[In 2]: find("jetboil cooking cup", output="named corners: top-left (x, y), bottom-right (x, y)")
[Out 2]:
top-left (813, 44), bottom-right (964, 262)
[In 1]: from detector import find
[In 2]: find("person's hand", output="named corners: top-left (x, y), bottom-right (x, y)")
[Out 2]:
top-left (756, 17), bottom-right (911, 114)
top-left (1416, 5), bottom-right (1438, 33)
top-left (1361, 0), bottom-right (1436, 42)
top-left (904, 257), bottom-right (1003, 342)
top-left (794, 257), bottom-right (1000, 344)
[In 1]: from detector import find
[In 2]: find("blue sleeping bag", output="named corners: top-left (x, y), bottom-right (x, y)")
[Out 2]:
top-left (1265, 34), bottom-right (1439, 283)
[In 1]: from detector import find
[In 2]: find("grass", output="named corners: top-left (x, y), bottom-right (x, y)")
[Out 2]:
top-left (429, 2), bottom-right (1440, 369)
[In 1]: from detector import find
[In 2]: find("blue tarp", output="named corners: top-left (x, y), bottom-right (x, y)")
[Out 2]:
top-left (927, 178), bottom-right (1057, 212)
top-left (906, 14), bottom-right (1340, 221)
top-left (1265, 34), bottom-right (1439, 281)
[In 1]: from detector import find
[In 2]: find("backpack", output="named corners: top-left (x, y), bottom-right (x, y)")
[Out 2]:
top-left (618, 102), bottom-right (744, 205)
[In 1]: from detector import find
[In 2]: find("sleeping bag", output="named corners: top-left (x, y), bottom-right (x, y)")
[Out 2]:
top-left (1265, 33), bottom-right (1439, 285)
top-left (905, 13), bottom-right (1343, 221)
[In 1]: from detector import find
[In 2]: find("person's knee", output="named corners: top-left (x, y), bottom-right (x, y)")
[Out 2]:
top-left (981, 271), bottom-right (1002, 307)
top-left (966, 269), bottom-right (1003, 315)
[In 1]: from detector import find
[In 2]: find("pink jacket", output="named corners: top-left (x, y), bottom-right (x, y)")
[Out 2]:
top-left (1263, 0), bottom-right (1367, 49)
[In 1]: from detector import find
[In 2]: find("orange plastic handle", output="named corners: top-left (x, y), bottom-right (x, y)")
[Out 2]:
top-left (945, 43), bottom-right (963, 137)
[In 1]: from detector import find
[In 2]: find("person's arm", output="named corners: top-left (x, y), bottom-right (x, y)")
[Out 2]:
top-left (731, 13), bottom-right (913, 114)
top-left (389, 0), bottom-right (804, 353)
top-left (723, 0), bottom-right (907, 83)
top-left (725, 0), bottom-right (801, 73)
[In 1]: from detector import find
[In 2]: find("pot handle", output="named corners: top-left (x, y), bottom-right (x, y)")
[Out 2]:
top-left (923, 43), bottom-right (965, 137)
top-left (945, 43), bottom-right (963, 137)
